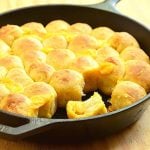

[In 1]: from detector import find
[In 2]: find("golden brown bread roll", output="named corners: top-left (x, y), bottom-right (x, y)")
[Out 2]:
top-left (120, 46), bottom-right (149, 63)
top-left (24, 82), bottom-right (57, 118)
top-left (0, 93), bottom-right (37, 117)
top-left (27, 62), bottom-right (55, 83)
top-left (21, 22), bottom-right (47, 39)
top-left (0, 84), bottom-right (10, 100)
top-left (68, 23), bottom-right (92, 34)
top-left (109, 81), bottom-right (146, 111)
top-left (50, 69), bottom-right (85, 108)
top-left (69, 56), bottom-right (99, 92)
top-left (0, 24), bottom-right (24, 45)
top-left (6, 68), bottom-right (33, 88)
top-left (98, 56), bottom-right (125, 95)
top-left (91, 27), bottom-right (114, 40)
top-left (20, 50), bottom-right (46, 71)
top-left (96, 46), bottom-right (124, 95)
top-left (67, 92), bottom-right (107, 119)
top-left (123, 60), bottom-right (150, 92)
top-left (0, 39), bottom-right (10, 57)
top-left (108, 32), bottom-right (139, 52)
top-left (0, 55), bottom-right (24, 70)
top-left (0, 66), bottom-right (8, 81)
top-left (43, 35), bottom-right (67, 53)
top-left (12, 36), bottom-right (43, 55)
top-left (45, 20), bottom-right (70, 33)
top-left (46, 49), bottom-right (76, 70)
top-left (96, 46), bottom-right (119, 64)
top-left (68, 34), bottom-right (99, 56)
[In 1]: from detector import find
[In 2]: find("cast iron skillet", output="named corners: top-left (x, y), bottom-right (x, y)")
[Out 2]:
top-left (0, 0), bottom-right (150, 140)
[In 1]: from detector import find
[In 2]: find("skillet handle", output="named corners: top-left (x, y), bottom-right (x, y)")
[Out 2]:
top-left (88, 0), bottom-right (121, 14)
top-left (0, 111), bottom-right (60, 139)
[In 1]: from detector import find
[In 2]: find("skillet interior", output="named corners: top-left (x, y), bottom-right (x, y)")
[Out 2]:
top-left (0, 5), bottom-right (150, 140)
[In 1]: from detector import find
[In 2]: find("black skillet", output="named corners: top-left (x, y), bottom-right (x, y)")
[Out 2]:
top-left (0, 0), bottom-right (150, 140)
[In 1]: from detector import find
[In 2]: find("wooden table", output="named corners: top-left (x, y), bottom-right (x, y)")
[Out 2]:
top-left (0, 0), bottom-right (150, 149)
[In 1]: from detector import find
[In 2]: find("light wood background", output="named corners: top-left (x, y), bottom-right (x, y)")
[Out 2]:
top-left (0, 0), bottom-right (150, 149)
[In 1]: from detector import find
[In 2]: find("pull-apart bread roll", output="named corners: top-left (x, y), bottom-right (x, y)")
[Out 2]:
top-left (0, 55), bottom-right (24, 70)
top-left (68, 34), bottom-right (98, 57)
top-left (108, 32), bottom-right (139, 52)
top-left (24, 82), bottom-right (57, 118)
top-left (67, 92), bottom-right (107, 119)
top-left (43, 35), bottom-right (68, 53)
top-left (27, 62), bottom-right (55, 83)
top-left (12, 36), bottom-right (43, 55)
top-left (96, 47), bottom-right (125, 95)
top-left (123, 60), bottom-right (150, 92)
top-left (0, 66), bottom-right (8, 80)
top-left (0, 84), bottom-right (10, 100)
top-left (96, 46), bottom-right (119, 63)
top-left (68, 23), bottom-right (92, 34)
top-left (50, 69), bottom-right (85, 108)
top-left (45, 20), bottom-right (70, 33)
top-left (46, 49), bottom-right (76, 70)
top-left (69, 56), bottom-right (99, 92)
top-left (91, 27), bottom-right (114, 41)
top-left (120, 46), bottom-right (149, 63)
top-left (0, 39), bottom-right (10, 57)
top-left (20, 50), bottom-right (46, 71)
top-left (0, 93), bottom-right (37, 117)
top-left (109, 81), bottom-right (146, 111)
top-left (5, 68), bottom-right (33, 92)
top-left (21, 22), bottom-right (47, 39)
top-left (0, 24), bottom-right (24, 46)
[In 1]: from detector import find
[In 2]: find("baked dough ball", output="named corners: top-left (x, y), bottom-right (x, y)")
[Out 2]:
top-left (0, 24), bottom-right (24, 45)
top-left (46, 49), bottom-right (76, 70)
top-left (21, 22), bottom-right (47, 39)
top-left (68, 34), bottom-right (98, 56)
top-left (96, 46), bottom-right (124, 95)
top-left (69, 23), bottom-right (92, 34)
top-left (67, 92), bottom-right (107, 119)
top-left (0, 84), bottom-right (10, 100)
top-left (0, 93), bottom-right (36, 117)
top-left (50, 69), bottom-right (85, 108)
top-left (0, 66), bottom-right (8, 81)
top-left (69, 56), bottom-right (99, 92)
top-left (24, 82), bottom-right (57, 118)
top-left (96, 46), bottom-right (119, 64)
top-left (0, 39), bottom-right (10, 57)
top-left (0, 55), bottom-right (24, 70)
top-left (120, 46), bottom-right (149, 63)
top-left (45, 20), bottom-right (70, 33)
top-left (20, 50), bottom-right (46, 70)
top-left (43, 35), bottom-right (67, 53)
top-left (109, 81), bottom-right (146, 111)
top-left (6, 68), bottom-right (33, 88)
top-left (98, 56), bottom-right (125, 95)
top-left (12, 36), bottom-right (43, 55)
top-left (91, 27), bottom-right (114, 40)
top-left (123, 60), bottom-right (150, 92)
top-left (27, 62), bottom-right (55, 83)
top-left (108, 32), bottom-right (139, 52)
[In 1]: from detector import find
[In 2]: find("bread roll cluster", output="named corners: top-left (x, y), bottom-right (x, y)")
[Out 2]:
top-left (0, 20), bottom-right (149, 119)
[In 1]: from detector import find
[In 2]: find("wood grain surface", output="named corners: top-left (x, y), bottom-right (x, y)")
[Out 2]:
top-left (0, 0), bottom-right (150, 150)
